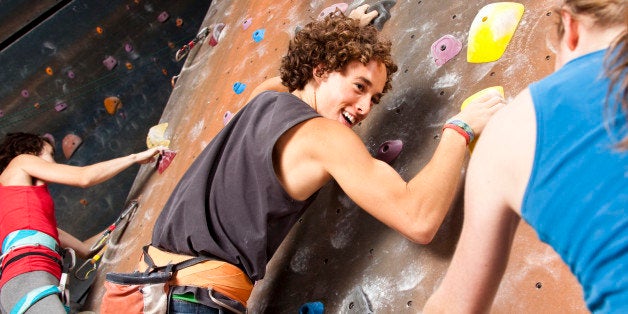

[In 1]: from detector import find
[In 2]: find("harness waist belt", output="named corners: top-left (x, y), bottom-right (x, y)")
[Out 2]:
top-left (138, 246), bottom-right (253, 307)
top-left (2, 230), bottom-right (59, 255)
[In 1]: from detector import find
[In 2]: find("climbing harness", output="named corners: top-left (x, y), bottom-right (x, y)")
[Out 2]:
top-left (1, 230), bottom-right (76, 314)
top-left (175, 26), bottom-right (210, 62)
top-left (74, 199), bottom-right (139, 280)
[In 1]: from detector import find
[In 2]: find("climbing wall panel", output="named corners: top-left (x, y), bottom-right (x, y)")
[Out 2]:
top-left (83, 0), bottom-right (588, 312)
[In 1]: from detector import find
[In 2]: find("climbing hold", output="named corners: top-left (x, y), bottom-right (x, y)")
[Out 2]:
top-left (0, 110), bottom-right (3, 118)
top-left (460, 86), bottom-right (504, 110)
top-left (124, 43), bottom-right (133, 52)
top-left (208, 23), bottom-right (225, 47)
top-left (223, 111), bottom-right (234, 125)
top-left (103, 56), bottom-right (117, 71)
top-left (21, 90), bottom-right (29, 98)
top-left (104, 96), bottom-right (122, 115)
top-left (125, 62), bottom-right (133, 70)
top-left (157, 11), bottom-right (169, 23)
top-left (45, 66), bottom-right (53, 75)
top-left (375, 139), bottom-right (403, 164)
top-left (79, 199), bottom-right (88, 206)
top-left (252, 29), bottom-right (265, 43)
top-left (67, 70), bottom-right (75, 79)
top-left (232, 82), bottom-right (246, 95)
top-left (146, 122), bottom-right (170, 148)
top-left (96, 26), bottom-right (104, 34)
top-left (62, 133), bottom-right (82, 159)
top-left (171, 75), bottom-right (179, 87)
top-left (156, 149), bottom-right (177, 174)
top-left (33, 102), bottom-right (40, 109)
top-left (167, 41), bottom-right (176, 49)
top-left (299, 301), bottom-right (324, 314)
top-left (176, 18), bottom-right (184, 27)
top-left (431, 35), bottom-right (462, 66)
top-left (347, 286), bottom-right (374, 313)
top-left (242, 18), bottom-right (252, 30)
top-left (161, 68), bottom-right (168, 76)
top-left (365, 0), bottom-right (396, 31)
top-left (42, 133), bottom-right (55, 146)
top-left (318, 3), bottom-right (349, 20)
top-left (467, 2), bottom-right (524, 63)
top-left (54, 102), bottom-right (68, 112)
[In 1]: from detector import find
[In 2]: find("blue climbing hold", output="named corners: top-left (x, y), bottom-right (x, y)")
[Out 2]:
top-left (252, 29), bottom-right (265, 42)
top-left (299, 301), bottom-right (324, 314)
top-left (233, 82), bottom-right (246, 94)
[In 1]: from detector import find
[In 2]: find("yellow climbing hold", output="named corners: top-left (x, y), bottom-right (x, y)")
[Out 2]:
top-left (467, 2), bottom-right (524, 63)
top-left (461, 86), bottom-right (504, 110)
top-left (146, 122), bottom-right (170, 148)
top-left (104, 96), bottom-right (122, 115)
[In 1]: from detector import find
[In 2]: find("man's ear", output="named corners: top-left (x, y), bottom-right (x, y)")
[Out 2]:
top-left (560, 10), bottom-right (579, 51)
top-left (313, 64), bottom-right (329, 84)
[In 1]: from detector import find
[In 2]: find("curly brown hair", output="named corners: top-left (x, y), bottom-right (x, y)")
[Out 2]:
top-left (0, 132), bottom-right (53, 173)
top-left (280, 14), bottom-right (397, 93)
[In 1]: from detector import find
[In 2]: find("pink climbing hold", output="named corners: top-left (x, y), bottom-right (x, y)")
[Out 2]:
top-left (62, 133), bottom-right (82, 159)
top-left (208, 23), bottom-right (225, 47)
top-left (54, 102), bottom-right (68, 112)
top-left (157, 11), bottom-right (169, 23)
top-left (157, 149), bottom-right (177, 174)
top-left (242, 18), bottom-right (252, 30)
top-left (375, 139), bottom-right (403, 164)
top-left (318, 3), bottom-right (349, 20)
top-left (21, 90), bottom-right (29, 98)
top-left (223, 111), bottom-right (234, 125)
top-left (103, 56), bottom-right (117, 70)
top-left (0, 110), bottom-right (4, 118)
top-left (42, 133), bottom-right (56, 146)
top-left (124, 43), bottom-right (133, 52)
top-left (431, 35), bottom-right (462, 66)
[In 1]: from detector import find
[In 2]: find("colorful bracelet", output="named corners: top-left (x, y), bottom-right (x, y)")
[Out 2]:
top-left (443, 119), bottom-right (475, 144)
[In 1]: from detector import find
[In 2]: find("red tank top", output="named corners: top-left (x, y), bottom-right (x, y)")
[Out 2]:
top-left (0, 184), bottom-right (61, 288)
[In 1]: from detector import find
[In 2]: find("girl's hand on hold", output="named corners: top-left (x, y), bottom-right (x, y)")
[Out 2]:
top-left (135, 146), bottom-right (166, 164)
top-left (452, 91), bottom-right (505, 136)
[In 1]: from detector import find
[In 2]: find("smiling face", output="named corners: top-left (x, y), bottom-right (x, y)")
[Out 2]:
top-left (315, 60), bottom-right (387, 128)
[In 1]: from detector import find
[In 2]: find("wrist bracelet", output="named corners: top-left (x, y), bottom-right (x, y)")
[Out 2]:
top-left (445, 119), bottom-right (475, 143)
top-left (443, 123), bottom-right (470, 145)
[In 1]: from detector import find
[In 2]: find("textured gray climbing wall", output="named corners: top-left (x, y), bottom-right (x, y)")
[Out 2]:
top-left (83, 0), bottom-right (589, 312)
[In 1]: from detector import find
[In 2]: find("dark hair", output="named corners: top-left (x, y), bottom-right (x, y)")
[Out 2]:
top-left (0, 132), bottom-right (53, 173)
top-left (280, 14), bottom-right (398, 93)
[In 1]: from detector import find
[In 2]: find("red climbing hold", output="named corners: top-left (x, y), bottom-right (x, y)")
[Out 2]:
top-left (208, 23), bottom-right (225, 47)
top-left (157, 149), bottom-right (177, 174)
top-left (62, 133), bottom-right (82, 159)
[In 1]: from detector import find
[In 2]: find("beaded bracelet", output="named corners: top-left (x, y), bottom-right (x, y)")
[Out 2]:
top-left (443, 119), bottom-right (475, 144)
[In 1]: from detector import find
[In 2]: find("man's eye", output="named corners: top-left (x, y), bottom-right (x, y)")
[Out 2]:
top-left (355, 83), bottom-right (364, 91)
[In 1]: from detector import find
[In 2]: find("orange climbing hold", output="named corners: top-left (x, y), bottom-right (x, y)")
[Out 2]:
top-left (62, 133), bottom-right (83, 159)
top-left (45, 67), bottom-right (53, 75)
top-left (96, 26), bottom-right (104, 34)
top-left (104, 96), bottom-right (122, 115)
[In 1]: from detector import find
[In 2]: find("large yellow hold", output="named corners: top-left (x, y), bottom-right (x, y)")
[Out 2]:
top-left (467, 2), bottom-right (524, 63)
top-left (146, 122), bottom-right (171, 148)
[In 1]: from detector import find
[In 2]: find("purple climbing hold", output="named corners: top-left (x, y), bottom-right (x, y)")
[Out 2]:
top-left (242, 18), bottom-right (252, 30)
top-left (21, 90), bottom-right (29, 98)
top-left (157, 11), bottom-right (169, 23)
top-left (223, 111), bottom-right (234, 125)
top-left (375, 139), bottom-right (403, 164)
top-left (67, 70), bottom-right (75, 79)
top-left (125, 43), bottom-right (133, 52)
top-left (42, 133), bottom-right (56, 146)
top-left (0, 110), bottom-right (4, 118)
top-left (318, 3), bottom-right (349, 20)
top-left (103, 56), bottom-right (117, 71)
top-left (55, 102), bottom-right (68, 112)
top-left (431, 35), bottom-right (462, 66)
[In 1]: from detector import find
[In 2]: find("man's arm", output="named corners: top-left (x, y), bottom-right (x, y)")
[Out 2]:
top-left (423, 89), bottom-right (536, 312)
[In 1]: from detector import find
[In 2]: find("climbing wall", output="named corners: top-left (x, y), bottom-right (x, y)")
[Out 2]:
top-left (0, 0), bottom-right (211, 240)
top-left (83, 0), bottom-right (589, 312)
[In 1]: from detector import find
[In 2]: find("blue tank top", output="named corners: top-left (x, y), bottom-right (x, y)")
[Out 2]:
top-left (523, 50), bottom-right (628, 312)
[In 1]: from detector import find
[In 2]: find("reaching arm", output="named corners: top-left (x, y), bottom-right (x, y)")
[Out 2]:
top-left (9, 146), bottom-right (162, 188)
top-left (57, 228), bottom-right (92, 259)
top-left (423, 89), bottom-right (536, 312)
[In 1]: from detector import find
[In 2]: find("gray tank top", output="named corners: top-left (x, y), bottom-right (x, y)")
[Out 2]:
top-left (152, 91), bottom-right (320, 281)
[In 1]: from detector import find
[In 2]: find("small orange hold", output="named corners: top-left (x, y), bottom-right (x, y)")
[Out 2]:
top-left (125, 62), bottom-right (133, 70)
top-left (45, 67), bottom-right (53, 75)
top-left (33, 102), bottom-right (40, 109)
top-left (162, 68), bottom-right (168, 76)
top-left (167, 41), bottom-right (175, 49)
top-left (96, 26), bottom-right (103, 34)
top-left (176, 18), bottom-right (183, 27)
top-left (104, 96), bottom-right (122, 115)
top-left (79, 199), bottom-right (88, 206)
